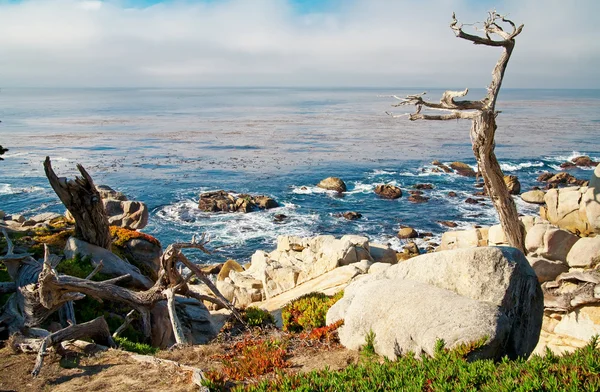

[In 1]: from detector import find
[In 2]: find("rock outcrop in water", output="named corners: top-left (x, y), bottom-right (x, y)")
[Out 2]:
top-left (374, 184), bottom-right (402, 199)
top-left (316, 177), bottom-right (347, 193)
top-left (198, 190), bottom-right (278, 213)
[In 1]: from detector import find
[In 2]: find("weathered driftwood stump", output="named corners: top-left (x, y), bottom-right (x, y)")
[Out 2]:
top-left (387, 11), bottom-right (526, 252)
top-left (44, 156), bottom-right (112, 249)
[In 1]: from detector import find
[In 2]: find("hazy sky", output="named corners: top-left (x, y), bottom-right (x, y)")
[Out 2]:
top-left (1, 0), bottom-right (598, 88)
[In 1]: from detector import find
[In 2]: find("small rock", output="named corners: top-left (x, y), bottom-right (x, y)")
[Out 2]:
top-left (447, 191), bottom-right (457, 197)
top-left (96, 185), bottom-right (128, 201)
top-left (397, 227), bottom-right (418, 239)
top-left (29, 212), bottom-right (63, 223)
top-left (273, 214), bottom-right (288, 222)
top-left (521, 190), bottom-right (546, 205)
top-left (11, 214), bottom-right (25, 223)
top-left (403, 242), bottom-right (420, 255)
top-left (408, 190), bottom-right (423, 195)
top-left (465, 198), bottom-right (479, 204)
top-left (503, 175), bottom-right (521, 195)
top-left (408, 194), bottom-right (429, 203)
top-left (21, 219), bottom-right (36, 227)
top-left (317, 177), bottom-right (347, 193)
top-left (413, 183), bottom-right (433, 190)
top-left (438, 220), bottom-right (458, 228)
top-left (374, 184), bottom-right (402, 199)
top-left (342, 211), bottom-right (362, 220)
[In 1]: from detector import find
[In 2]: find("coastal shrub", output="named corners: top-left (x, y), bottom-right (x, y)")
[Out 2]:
top-left (114, 336), bottom-right (158, 355)
top-left (31, 228), bottom-right (75, 257)
top-left (361, 329), bottom-right (376, 357)
top-left (110, 226), bottom-right (161, 248)
top-left (281, 291), bottom-right (344, 333)
top-left (56, 253), bottom-right (110, 281)
top-left (304, 319), bottom-right (344, 343)
top-left (243, 307), bottom-right (275, 328)
top-left (204, 336), bottom-right (288, 388)
top-left (242, 336), bottom-right (600, 392)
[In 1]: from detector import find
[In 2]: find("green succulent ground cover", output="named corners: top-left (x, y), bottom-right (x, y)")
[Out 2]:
top-left (240, 337), bottom-right (600, 392)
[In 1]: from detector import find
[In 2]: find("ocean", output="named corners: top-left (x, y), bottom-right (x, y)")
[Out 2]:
top-left (0, 87), bottom-right (598, 263)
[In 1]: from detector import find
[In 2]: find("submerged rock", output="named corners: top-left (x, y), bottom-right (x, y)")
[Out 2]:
top-left (571, 155), bottom-right (598, 167)
top-left (198, 190), bottom-right (278, 213)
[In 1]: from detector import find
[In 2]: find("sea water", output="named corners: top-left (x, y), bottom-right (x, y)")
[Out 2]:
top-left (0, 88), bottom-right (598, 263)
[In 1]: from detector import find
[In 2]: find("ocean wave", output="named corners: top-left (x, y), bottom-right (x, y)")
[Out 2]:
top-left (0, 184), bottom-right (45, 195)
top-left (369, 169), bottom-right (397, 176)
top-left (545, 151), bottom-right (600, 164)
top-left (500, 161), bottom-right (544, 172)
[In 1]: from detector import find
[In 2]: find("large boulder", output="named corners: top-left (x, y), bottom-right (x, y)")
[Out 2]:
top-left (543, 186), bottom-right (599, 235)
top-left (317, 177), bottom-right (347, 193)
top-left (566, 237), bottom-right (600, 268)
top-left (525, 223), bottom-right (579, 262)
top-left (374, 184), bottom-right (402, 199)
top-left (64, 237), bottom-right (154, 289)
top-left (327, 247), bottom-right (543, 360)
top-left (369, 243), bottom-right (397, 264)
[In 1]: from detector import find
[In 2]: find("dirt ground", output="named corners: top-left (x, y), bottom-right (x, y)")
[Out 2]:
top-left (0, 331), bottom-right (360, 392)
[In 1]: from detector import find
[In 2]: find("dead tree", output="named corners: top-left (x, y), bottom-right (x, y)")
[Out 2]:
top-left (44, 156), bottom-right (112, 249)
top-left (388, 11), bottom-right (526, 252)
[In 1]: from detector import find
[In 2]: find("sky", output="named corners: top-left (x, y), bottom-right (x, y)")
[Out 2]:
top-left (0, 0), bottom-right (599, 88)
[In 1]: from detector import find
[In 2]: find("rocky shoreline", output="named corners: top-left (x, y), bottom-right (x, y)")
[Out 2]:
top-left (0, 155), bottom-right (599, 388)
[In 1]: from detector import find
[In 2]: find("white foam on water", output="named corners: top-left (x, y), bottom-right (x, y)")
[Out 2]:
top-left (500, 161), bottom-right (544, 172)
top-left (156, 199), bottom-right (319, 255)
top-left (369, 169), bottom-right (397, 176)
top-left (0, 184), bottom-right (45, 195)
top-left (291, 185), bottom-right (329, 195)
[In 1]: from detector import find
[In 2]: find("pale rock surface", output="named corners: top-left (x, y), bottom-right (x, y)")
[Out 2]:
top-left (440, 227), bottom-right (489, 250)
top-left (553, 306), bottom-right (600, 343)
top-left (525, 223), bottom-right (579, 261)
top-left (566, 237), bottom-right (600, 268)
top-left (521, 190), bottom-right (546, 204)
top-left (368, 243), bottom-right (397, 264)
top-left (526, 256), bottom-right (569, 283)
top-left (543, 186), bottom-right (596, 235)
top-left (327, 247), bottom-right (543, 360)
top-left (64, 237), bottom-right (153, 289)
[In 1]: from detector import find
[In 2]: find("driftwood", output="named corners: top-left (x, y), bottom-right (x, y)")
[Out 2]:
top-left (387, 11), bottom-right (526, 252)
top-left (44, 156), bottom-right (112, 249)
top-left (32, 316), bottom-right (115, 376)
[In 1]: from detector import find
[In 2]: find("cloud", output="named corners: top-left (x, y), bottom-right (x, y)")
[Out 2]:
top-left (0, 0), bottom-right (598, 87)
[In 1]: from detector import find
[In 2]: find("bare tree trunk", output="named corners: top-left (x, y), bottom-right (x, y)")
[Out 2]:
top-left (471, 112), bottom-right (526, 252)
top-left (387, 11), bottom-right (526, 252)
top-left (44, 156), bottom-right (111, 249)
